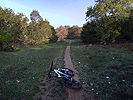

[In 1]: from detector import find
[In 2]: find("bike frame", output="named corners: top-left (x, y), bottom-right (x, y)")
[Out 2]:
top-left (48, 61), bottom-right (82, 89)
top-left (48, 61), bottom-right (73, 84)
top-left (53, 69), bottom-right (73, 83)
top-left (53, 69), bottom-right (70, 78)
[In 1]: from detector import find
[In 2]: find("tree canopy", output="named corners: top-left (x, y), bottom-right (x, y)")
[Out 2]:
top-left (0, 7), bottom-right (58, 51)
top-left (81, 0), bottom-right (133, 44)
top-left (30, 10), bottom-right (42, 23)
top-left (86, 0), bottom-right (132, 21)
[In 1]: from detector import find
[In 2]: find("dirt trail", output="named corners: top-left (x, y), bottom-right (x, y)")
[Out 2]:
top-left (64, 40), bottom-right (84, 100)
top-left (33, 41), bottom-right (84, 100)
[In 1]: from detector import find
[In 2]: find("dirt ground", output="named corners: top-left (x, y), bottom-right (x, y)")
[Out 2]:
top-left (33, 41), bottom-right (85, 100)
top-left (64, 40), bottom-right (84, 100)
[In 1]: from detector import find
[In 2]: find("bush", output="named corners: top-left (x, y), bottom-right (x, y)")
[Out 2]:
top-left (2, 44), bottom-right (20, 52)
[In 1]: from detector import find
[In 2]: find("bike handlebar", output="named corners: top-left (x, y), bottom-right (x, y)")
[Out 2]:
top-left (48, 61), bottom-right (54, 79)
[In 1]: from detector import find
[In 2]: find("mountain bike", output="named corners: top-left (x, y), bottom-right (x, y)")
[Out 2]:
top-left (48, 61), bottom-right (82, 90)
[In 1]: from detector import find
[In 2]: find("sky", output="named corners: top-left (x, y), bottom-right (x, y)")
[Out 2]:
top-left (0, 0), bottom-right (95, 28)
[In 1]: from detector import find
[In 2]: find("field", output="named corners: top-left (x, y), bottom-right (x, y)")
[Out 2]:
top-left (71, 40), bottom-right (133, 100)
top-left (0, 39), bottom-right (133, 100)
top-left (0, 41), bottom-right (68, 100)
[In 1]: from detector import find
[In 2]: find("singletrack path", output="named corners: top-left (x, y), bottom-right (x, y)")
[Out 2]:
top-left (64, 40), bottom-right (84, 100)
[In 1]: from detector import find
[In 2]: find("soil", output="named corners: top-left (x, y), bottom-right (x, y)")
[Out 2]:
top-left (33, 40), bottom-right (84, 100)
top-left (64, 40), bottom-right (84, 100)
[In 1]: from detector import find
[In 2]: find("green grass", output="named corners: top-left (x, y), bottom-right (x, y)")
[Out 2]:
top-left (0, 41), bottom-right (68, 100)
top-left (1, 39), bottom-right (132, 100)
top-left (70, 40), bottom-right (133, 100)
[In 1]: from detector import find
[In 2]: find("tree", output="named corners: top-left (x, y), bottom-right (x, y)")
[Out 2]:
top-left (82, 0), bottom-right (133, 43)
top-left (118, 9), bottom-right (133, 42)
top-left (27, 10), bottom-right (58, 45)
top-left (30, 10), bottom-right (42, 23)
top-left (64, 25), bottom-right (70, 29)
top-left (81, 21), bottom-right (101, 43)
top-left (0, 7), bottom-right (58, 50)
top-left (0, 7), bottom-right (29, 51)
top-left (86, 0), bottom-right (132, 21)
top-left (49, 26), bottom-right (58, 43)
top-left (67, 25), bottom-right (82, 39)
top-left (55, 26), bottom-right (68, 41)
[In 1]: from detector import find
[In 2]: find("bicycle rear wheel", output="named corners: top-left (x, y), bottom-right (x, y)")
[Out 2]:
top-left (62, 78), bottom-right (82, 90)
top-left (60, 68), bottom-right (75, 76)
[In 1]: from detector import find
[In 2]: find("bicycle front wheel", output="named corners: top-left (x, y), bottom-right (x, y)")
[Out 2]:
top-left (62, 78), bottom-right (82, 90)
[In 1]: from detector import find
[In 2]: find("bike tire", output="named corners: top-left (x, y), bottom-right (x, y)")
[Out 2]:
top-left (62, 78), bottom-right (82, 90)
top-left (60, 68), bottom-right (75, 76)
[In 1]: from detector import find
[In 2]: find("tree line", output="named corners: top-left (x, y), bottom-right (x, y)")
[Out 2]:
top-left (0, 7), bottom-right (82, 51)
top-left (0, 7), bottom-right (58, 51)
top-left (1, 0), bottom-right (132, 51)
top-left (81, 0), bottom-right (133, 44)
top-left (55, 25), bottom-right (82, 41)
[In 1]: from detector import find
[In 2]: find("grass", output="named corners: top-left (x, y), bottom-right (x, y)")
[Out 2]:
top-left (0, 41), bottom-right (69, 100)
top-left (70, 40), bottom-right (133, 100)
top-left (1, 39), bottom-right (133, 100)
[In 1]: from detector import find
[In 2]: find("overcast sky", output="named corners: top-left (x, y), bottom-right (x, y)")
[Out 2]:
top-left (1, 0), bottom-right (95, 28)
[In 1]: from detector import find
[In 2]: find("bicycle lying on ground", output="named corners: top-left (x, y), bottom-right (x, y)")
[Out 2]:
top-left (48, 61), bottom-right (82, 89)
